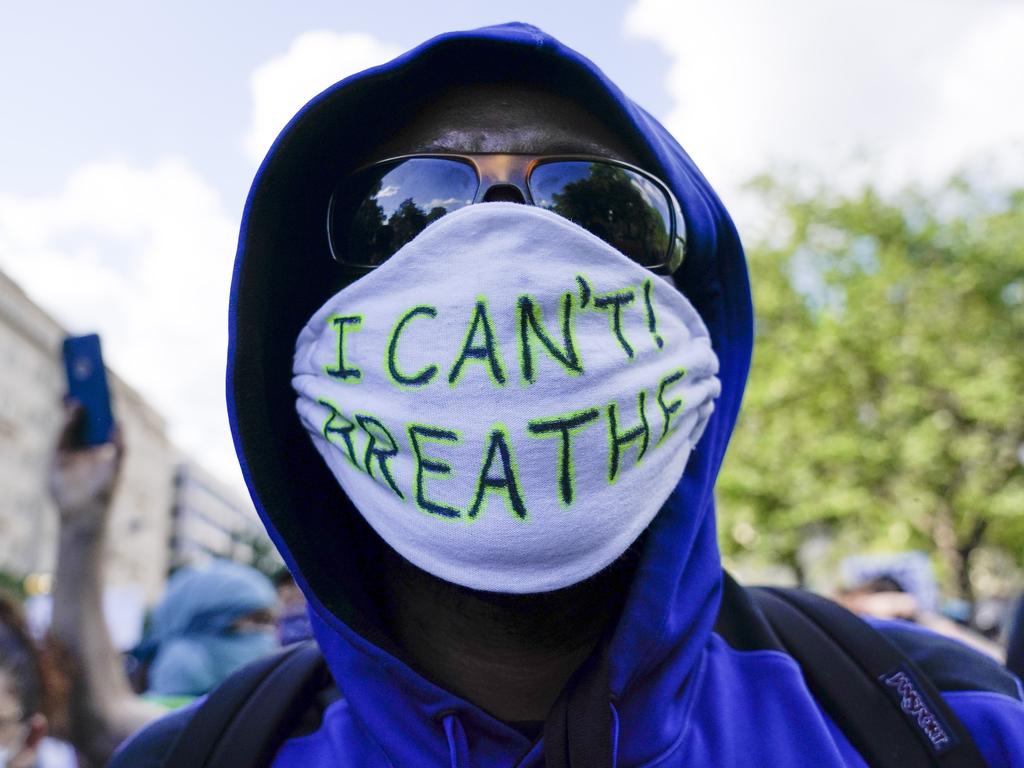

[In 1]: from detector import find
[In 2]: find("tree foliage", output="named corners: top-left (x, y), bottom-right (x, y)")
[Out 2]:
top-left (717, 177), bottom-right (1024, 599)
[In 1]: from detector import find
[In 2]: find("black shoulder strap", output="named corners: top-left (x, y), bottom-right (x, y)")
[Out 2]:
top-left (163, 640), bottom-right (329, 768)
top-left (751, 586), bottom-right (986, 768)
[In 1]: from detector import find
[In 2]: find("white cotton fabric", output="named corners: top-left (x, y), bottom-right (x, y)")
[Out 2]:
top-left (293, 203), bottom-right (720, 593)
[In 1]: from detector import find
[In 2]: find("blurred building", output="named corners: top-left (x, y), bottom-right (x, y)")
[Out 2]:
top-left (0, 268), bottom-right (176, 603)
top-left (0, 268), bottom-right (277, 605)
top-left (171, 461), bottom-right (274, 571)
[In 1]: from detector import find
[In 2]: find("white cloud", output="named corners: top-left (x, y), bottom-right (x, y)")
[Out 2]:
top-left (243, 30), bottom-right (402, 164)
top-left (0, 158), bottom-right (244, 492)
top-left (624, 0), bottom-right (1024, 214)
top-left (0, 29), bottom-right (405, 500)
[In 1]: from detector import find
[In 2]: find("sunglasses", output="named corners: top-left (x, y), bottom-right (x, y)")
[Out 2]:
top-left (327, 154), bottom-right (687, 273)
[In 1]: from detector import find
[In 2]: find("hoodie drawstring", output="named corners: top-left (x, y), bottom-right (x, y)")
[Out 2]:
top-left (442, 712), bottom-right (471, 768)
top-left (610, 702), bottom-right (620, 768)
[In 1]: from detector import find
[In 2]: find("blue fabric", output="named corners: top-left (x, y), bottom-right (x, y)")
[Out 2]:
top-left (210, 21), bottom-right (1024, 767)
top-left (142, 560), bottom-right (277, 697)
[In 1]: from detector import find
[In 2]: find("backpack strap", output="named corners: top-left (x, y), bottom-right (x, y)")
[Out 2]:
top-left (750, 586), bottom-right (987, 768)
top-left (163, 640), bottom-right (329, 768)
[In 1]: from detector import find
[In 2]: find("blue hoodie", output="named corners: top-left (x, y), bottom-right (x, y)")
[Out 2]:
top-left (114, 22), bottom-right (1024, 767)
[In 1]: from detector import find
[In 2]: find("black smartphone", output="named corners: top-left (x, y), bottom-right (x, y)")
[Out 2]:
top-left (62, 333), bottom-right (115, 446)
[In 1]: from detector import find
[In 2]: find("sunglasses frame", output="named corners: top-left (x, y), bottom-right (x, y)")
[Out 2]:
top-left (327, 153), bottom-right (687, 273)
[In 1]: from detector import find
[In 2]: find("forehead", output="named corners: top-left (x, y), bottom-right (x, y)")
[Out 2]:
top-left (365, 82), bottom-right (644, 165)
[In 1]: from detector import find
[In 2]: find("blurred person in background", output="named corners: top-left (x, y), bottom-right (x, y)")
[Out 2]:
top-left (836, 574), bottom-right (1005, 663)
top-left (271, 569), bottom-right (312, 647)
top-left (0, 596), bottom-right (52, 768)
top-left (133, 560), bottom-right (278, 704)
top-left (46, 403), bottom-right (279, 766)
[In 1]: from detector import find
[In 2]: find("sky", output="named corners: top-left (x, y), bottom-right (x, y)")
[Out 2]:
top-left (1, 0), bottom-right (1021, 497)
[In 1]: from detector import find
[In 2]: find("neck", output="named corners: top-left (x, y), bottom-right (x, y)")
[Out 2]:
top-left (375, 544), bottom-right (637, 723)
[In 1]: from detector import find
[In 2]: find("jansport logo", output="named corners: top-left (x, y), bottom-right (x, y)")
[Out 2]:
top-left (880, 668), bottom-right (955, 753)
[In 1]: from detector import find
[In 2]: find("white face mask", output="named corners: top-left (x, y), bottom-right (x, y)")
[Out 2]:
top-left (293, 203), bottom-right (720, 593)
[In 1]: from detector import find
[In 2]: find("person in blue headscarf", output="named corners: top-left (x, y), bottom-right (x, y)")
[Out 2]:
top-left (139, 560), bottom-right (278, 702)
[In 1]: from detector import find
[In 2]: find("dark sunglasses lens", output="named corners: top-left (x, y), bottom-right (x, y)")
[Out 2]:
top-left (529, 162), bottom-right (673, 267)
top-left (329, 158), bottom-right (478, 266)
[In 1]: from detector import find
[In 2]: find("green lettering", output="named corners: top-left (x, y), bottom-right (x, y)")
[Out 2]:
top-left (319, 399), bottom-right (360, 469)
top-left (642, 279), bottom-right (664, 349)
top-left (606, 390), bottom-right (649, 483)
top-left (656, 369), bottom-right (687, 444)
top-left (527, 408), bottom-right (600, 507)
top-left (407, 424), bottom-right (462, 519)
top-left (517, 293), bottom-right (581, 384)
top-left (387, 305), bottom-right (438, 388)
top-left (448, 298), bottom-right (507, 387)
top-left (469, 424), bottom-right (527, 520)
top-left (592, 289), bottom-right (636, 359)
top-left (324, 314), bottom-right (363, 382)
top-left (355, 414), bottom-right (404, 499)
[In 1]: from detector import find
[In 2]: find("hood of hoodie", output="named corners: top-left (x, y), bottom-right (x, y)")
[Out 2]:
top-left (227, 21), bottom-right (752, 765)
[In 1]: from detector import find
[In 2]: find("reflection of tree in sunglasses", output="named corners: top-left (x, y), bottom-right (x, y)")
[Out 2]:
top-left (544, 164), bottom-right (670, 265)
top-left (343, 160), bottom-right (675, 268)
top-left (350, 178), bottom-right (451, 266)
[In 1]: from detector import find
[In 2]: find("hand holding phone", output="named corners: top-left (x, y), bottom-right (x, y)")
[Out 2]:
top-left (61, 333), bottom-right (114, 446)
top-left (50, 401), bottom-right (124, 519)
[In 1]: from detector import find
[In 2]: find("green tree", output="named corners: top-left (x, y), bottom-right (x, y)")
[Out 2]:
top-left (718, 176), bottom-right (1024, 601)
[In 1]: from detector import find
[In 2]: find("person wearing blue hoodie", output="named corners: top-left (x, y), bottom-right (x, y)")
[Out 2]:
top-left (112, 22), bottom-right (1024, 768)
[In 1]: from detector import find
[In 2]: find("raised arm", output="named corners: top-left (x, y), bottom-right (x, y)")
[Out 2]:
top-left (47, 402), bottom-right (164, 767)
